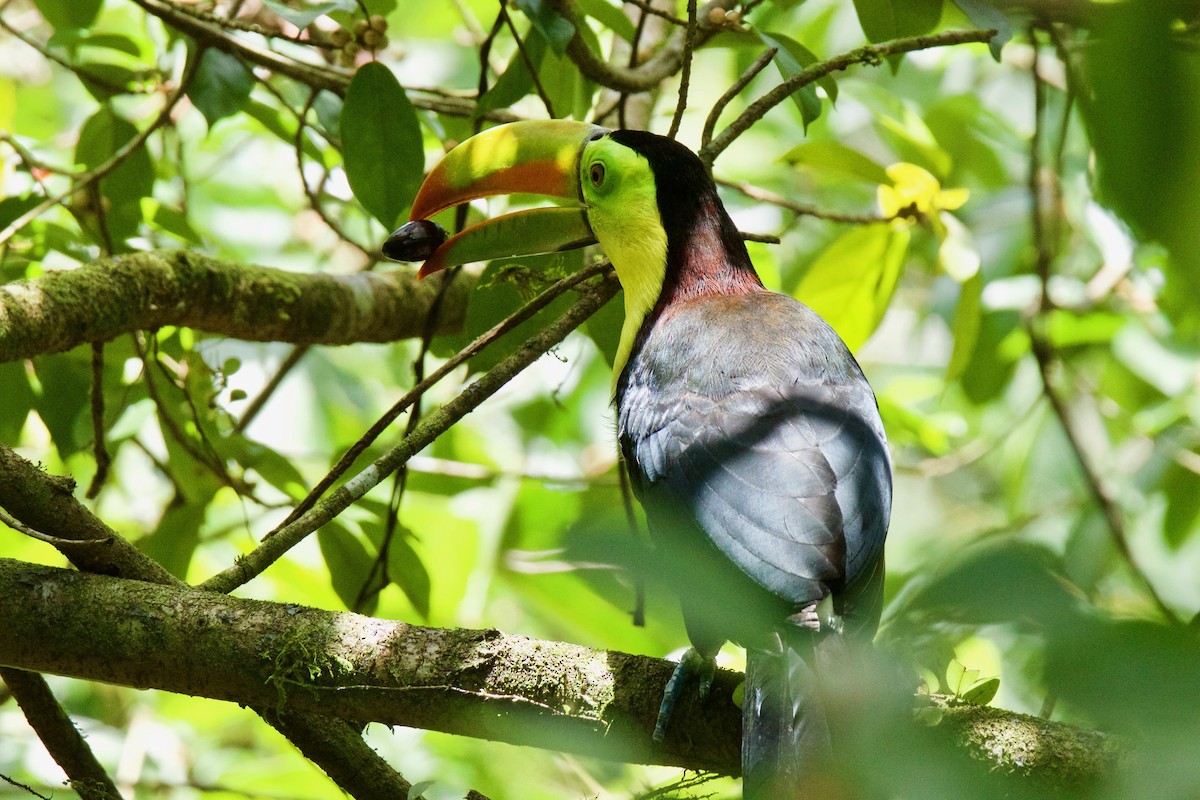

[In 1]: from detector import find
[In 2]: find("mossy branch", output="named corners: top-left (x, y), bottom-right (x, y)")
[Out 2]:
top-left (0, 443), bottom-right (415, 799)
top-left (0, 250), bottom-right (474, 363)
top-left (0, 557), bottom-right (1120, 787)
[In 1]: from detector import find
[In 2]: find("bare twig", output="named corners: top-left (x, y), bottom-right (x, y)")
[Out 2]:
top-left (268, 259), bottom-right (614, 536)
top-left (0, 668), bottom-right (124, 800)
top-left (502, 5), bottom-right (556, 117)
top-left (665, 0), bottom-right (698, 139)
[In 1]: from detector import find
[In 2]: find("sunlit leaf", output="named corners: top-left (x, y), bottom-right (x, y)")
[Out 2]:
top-left (783, 140), bottom-right (889, 184)
top-left (961, 677), bottom-right (1000, 705)
top-left (792, 223), bottom-right (910, 351)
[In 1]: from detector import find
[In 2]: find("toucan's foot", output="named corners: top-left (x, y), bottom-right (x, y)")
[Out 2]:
top-left (652, 648), bottom-right (717, 743)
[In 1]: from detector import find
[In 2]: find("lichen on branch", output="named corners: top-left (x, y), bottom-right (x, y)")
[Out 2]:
top-left (0, 250), bottom-right (474, 363)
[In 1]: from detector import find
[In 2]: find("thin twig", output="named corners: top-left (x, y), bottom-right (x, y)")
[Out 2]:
top-left (701, 46), bottom-right (777, 152)
top-left (199, 267), bottom-right (620, 594)
top-left (284, 85), bottom-right (367, 253)
top-left (622, 0), bottom-right (687, 26)
top-left (0, 668), bottom-right (124, 800)
top-left (665, 0), bottom-right (697, 139)
top-left (716, 177), bottom-right (889, 224)
top-left (0, 508), bottom-right (109, 547)
top-left (700, 28), bottom-right (997, 166)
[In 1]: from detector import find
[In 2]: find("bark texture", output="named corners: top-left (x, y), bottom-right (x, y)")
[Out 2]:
top-left (0, 558), bottom-right (1120, 784)
top-left (0, 250), bottom-right (474, 363)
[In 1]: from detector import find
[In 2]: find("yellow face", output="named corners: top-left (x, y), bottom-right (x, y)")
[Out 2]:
top-left (580, 137), bottom-right (669, 385)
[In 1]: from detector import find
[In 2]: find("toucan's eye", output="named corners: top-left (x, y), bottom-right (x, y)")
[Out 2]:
top-left (589, 162), bottom-right (605, 187)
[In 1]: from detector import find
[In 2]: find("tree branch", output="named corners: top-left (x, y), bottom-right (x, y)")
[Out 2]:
top-left (0, 667), bottom-right (123, 800)
top-left (0, 250), bottom-right (475, 363)
top-left (0, 444), bottom-right (416, 799)
top-left (0, 558), bottom-right (1122, 785)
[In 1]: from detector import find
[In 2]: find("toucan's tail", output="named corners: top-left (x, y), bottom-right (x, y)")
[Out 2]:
top-left (742, 643), bottom-right (831, 799)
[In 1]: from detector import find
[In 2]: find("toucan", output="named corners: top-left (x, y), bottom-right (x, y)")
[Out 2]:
top-left (384, 121), bottom-right (892, 797)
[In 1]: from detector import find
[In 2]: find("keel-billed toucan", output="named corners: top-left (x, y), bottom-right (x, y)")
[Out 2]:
top-left (385, 121), bottom-right (892, 797)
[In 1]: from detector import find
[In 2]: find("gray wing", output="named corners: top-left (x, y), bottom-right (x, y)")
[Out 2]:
top-left (619, 292), bottom-right (891, 628)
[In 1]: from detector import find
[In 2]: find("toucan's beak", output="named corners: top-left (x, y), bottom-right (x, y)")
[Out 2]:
top-left (383, 120), bottom-right (606, 277)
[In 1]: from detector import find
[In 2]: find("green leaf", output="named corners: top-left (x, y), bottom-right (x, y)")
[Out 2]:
top-left (1161, 461), bottom-right (1200, 550)
top-left (515, 0), bottom-right (576, 55)
top-left (75, 106), bottom-right (155, 207)
top-left (188, 48), bottom-right (254, 128)
top-left (31, 350), bottom-right (92, 457)
top-left (782, 140), bottom-right (889, 184)
top-left (946, 271), bottom-right (981, 383)
top-left (312, 90), bottom-right (343, 144)
top-left (80, 32), bottom-right (143, 57)
top-left (944, 658), bottom-right (966, 694)
top-left (0, 360), bottom-right (36, 442)
top-left (961, 677), bottom-right (1000, 705)
top-left (386, 531), bottom-right (432, 619)
top-left (1044, 309), bottom-right (1125, 350)
top-left (852, 0), bottom-right (943, 43)
top-left (318, 522), bottom-right (386, 614)
top-left (575, 0), bottom-right (636, 41)
top-left (76, 63), bottom-right (142, 102)
top-left (145, 199), bottom-right (203, 245)
top-left (0, 196), bottom-right (43, 232)
top-left (792, 224), bottom-right (909, 351)
top-left (138, 497), bottom-right (207, 580)
top-left (757, 31), bottom-right (822, 129)
top-left (950, 0), bottom-right (1011, 60)
top-left (262, 0), bottom-right (354, 28)
top-left (959, 309), bottom-right (1022, 404)
top-left (341, 61), bottom-right (423, 228)
top-left (33, 0), bottom-right (103, 31)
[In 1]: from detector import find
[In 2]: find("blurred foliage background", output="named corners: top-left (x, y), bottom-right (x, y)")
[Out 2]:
top-left (2, 0), bottom-right (1199, 797)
